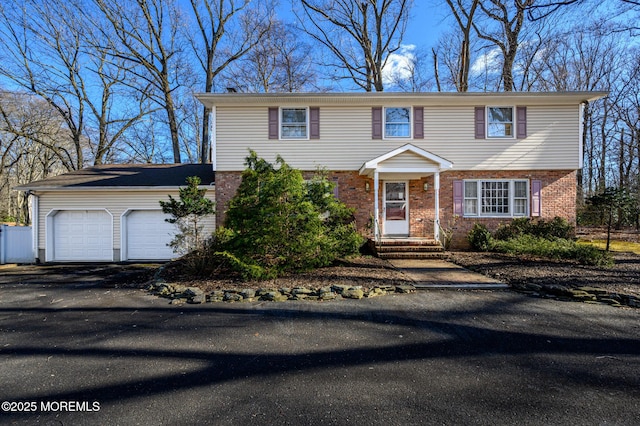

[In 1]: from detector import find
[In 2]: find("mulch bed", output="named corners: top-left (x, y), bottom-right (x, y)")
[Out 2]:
top-left (157, 227), bottom-right (640, 306)
top-left (447, 251), bottom-right (640, 300)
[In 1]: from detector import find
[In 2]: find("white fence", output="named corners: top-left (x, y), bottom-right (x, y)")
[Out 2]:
top-left (0, 225), bottom-right (34, 264)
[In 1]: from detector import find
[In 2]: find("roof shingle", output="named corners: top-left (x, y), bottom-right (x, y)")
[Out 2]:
top-left (15, 164), bottom-right (215, 190)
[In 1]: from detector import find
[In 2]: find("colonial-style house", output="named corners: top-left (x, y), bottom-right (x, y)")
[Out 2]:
top-left (16, 91), bottom-right (606, 262)
top-left (196, 91), bottom-right (606, 249)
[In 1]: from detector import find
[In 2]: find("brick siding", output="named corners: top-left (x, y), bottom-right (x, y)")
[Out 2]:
top-left (215, 169), bottom-right (576, 249)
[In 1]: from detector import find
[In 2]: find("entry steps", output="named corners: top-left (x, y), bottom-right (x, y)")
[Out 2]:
top-left (375, 238), bottom-right (445, 259)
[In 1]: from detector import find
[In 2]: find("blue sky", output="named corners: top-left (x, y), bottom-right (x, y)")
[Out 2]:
top-left (276, 1), bottom-right (448, 87)
top-left (404, 1), bottom-right (447, 47)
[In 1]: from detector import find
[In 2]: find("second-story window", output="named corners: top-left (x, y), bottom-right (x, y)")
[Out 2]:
top-left (487, 107), bottom-right (514, 138)
top-left (385, 107), bottom-right (411, 138)
top-left (281, 108), bottom-right (308, 139)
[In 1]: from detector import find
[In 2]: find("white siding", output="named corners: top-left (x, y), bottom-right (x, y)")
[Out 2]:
top-left (36, 190), bottom-right (216, 255)
top-left (216, 104), bottom-right (581, 171)
top-left (379, 151), bottom-right (440, 168)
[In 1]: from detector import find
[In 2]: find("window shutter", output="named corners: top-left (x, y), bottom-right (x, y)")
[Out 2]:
top-left (453, 180), bottom-right (464, 215)
top-left (531, 179), bottom-right (542, 217)
top-left (309, 107), bottom-right (320, 139)
top-left (413, 106), bottom-right (424, 139)
top-left (474, 106), bottom-right (485, 139)
top-left (516, 106), bottom-right (527, 139)
top-left (372, 107), bottom-right (383, 139)
top-left (268, 107), bottom-right (279, 139)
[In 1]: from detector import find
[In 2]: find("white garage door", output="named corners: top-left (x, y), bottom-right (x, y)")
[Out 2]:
top-left (125, 210), bottom-right (176, 260)
top-left (53, 210), bottom-right (112, 261)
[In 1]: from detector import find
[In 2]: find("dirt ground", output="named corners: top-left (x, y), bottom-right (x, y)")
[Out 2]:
top-left (447, 251), bottom-right (640, 299)
top-left (158, 229), bottom-right (639, 302)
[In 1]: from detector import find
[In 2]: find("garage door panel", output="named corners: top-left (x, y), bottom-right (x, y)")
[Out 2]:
top-left (53, 210), bottom-right (112, 261)
top-left (126, 210), bottom-right (176, 260)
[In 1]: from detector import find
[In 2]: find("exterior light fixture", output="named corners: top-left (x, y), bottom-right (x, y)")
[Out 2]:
top-left (365, 181), bottom-right (371, 192)
top-left (423, 182), bottom-right (429, 191)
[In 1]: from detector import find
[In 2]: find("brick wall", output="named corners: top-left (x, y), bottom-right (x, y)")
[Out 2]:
top-left (440, 170), bottom-right (577, 248)
top-left (215, 169), bottom-right (577, 249)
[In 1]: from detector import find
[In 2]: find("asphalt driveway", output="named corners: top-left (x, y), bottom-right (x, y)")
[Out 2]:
top-left (0, 264), bottom-right (639, 425)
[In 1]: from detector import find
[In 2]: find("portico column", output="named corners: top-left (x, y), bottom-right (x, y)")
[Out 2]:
top-left (373, 170), bottom-right (380, 240)
top-left (434, 171), bottom-right (440, 242)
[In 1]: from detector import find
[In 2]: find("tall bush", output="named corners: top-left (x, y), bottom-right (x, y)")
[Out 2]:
top-left (222, 151), bottom-right (363, 279)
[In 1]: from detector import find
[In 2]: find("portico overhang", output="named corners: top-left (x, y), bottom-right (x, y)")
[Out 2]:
top-left (359, 144), bottom-right (453, 179)
top-left (359, 144), bottom-right (453, 242)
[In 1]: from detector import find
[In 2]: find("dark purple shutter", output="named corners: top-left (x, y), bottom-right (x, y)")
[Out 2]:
top-left (413, 106), bottom-right (424, 139)
top-left (268, 107), bottom-right (279, 139)
top-left (516, 106), bottom-right (527, 139)
top-left (310, 107), bottom-right (320, 139)
top-left (474, 106), bottom-right (485, 139)
top-left (531, 180), bottom-right (542, 217)
top-left (453, 180), bottom-right (464, 215)
top-left (372, 107), bottom-right (383, 139)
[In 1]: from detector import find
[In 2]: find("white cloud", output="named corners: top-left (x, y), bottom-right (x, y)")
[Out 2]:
top-left (382, 44), bottom-right (416, 85)
top-left (470, 47), bottom-right (502, 76)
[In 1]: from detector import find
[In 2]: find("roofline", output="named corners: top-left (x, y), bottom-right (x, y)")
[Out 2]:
top-left (14, 185), bottom-right (215, 192)
top-left (196, 91), bottom-right (609, 107)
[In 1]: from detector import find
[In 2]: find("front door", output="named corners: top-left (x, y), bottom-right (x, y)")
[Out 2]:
top-left (383, 181), bottom-right (409, 236)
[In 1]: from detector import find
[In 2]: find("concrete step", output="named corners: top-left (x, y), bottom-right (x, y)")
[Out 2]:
top-left (378, 251), bottom-right (447, 260)
top-left (378, 239), bottom-right (439, 247)
top-left (377, 245), bottom-right (443, 253)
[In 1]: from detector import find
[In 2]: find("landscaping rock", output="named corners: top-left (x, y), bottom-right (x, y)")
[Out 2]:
top-left (262, 291), bottom-right (289, 302)
top-left (331, 284), bottom-right (351, 294)
top-left (184, 287), bottom-right (204, 298)
top-left (189, 294), bottom-right (205, 304)
top-left (576, 286), bottom-right (608, 295)
top-left (342, 288), bottom-right (364, 299)
top-left (319, 292), bottom-right (338, 301)
top-left (224, 292), bottom-right (244, 302)
top-left (240, 289), bottom-right (256, 299)
top-left (395, 285), bottom-right (416, 294)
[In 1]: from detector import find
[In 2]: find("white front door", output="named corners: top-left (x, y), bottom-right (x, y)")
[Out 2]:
top-left (383, 181), bottom-right (409, 236)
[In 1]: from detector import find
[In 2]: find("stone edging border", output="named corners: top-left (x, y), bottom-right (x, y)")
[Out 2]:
top-left (510, 282), bottom-right (640, 308)
top-left (146, 281), bottom-right (417, 304)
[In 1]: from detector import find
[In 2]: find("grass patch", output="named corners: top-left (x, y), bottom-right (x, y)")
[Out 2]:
top-left (578, 239), bottom-right (640, 255)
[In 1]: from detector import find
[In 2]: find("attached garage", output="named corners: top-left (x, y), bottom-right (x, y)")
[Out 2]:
top-left (50, 210), bottom-right (112, 261)
top-left (123, 210), bottom-right (177, 261)
top-left (15, 164), bottom-right (215, 263)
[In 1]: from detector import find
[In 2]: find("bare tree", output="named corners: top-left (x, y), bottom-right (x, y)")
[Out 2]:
top-left (473, 0), bottom-right (534, 92)
top-left (384, 46), bottom-right (435, 92)
top-left (223, 20), bottom-right (318, 93)
top-left (443, 0), bottom-right (479, 92)
top-left (297, 0), bottom-right (413, 91)
top-left (0, 91), bottom-right (70, 223)
top-left (186, 0), bottom-right (272, 163)
top-left (93, 0), bottom-right (187, 164)
top-left (0, 0), bottom-right (159, 170)
top-left (0, 1), bottom-right (89, 170)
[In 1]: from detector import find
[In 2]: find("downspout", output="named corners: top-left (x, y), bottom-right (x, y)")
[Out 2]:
top-left (30, 191), bottom-right (39, 263)
top-left (211, 106), bottom-right (217, 171)
top-left (0, 224), bottom-right (5, 264)
top-left (434, 172), bottom-right (440, 242)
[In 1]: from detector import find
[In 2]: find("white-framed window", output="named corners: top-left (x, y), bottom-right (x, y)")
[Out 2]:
top-left (281, 107), bottom-right (308, 139)
top-left (384, 107), bottom-right (411, 138)
top-left (463, 179), bottom-right (529, 217)
top-left (487, 106), bottom-right (514, 138)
